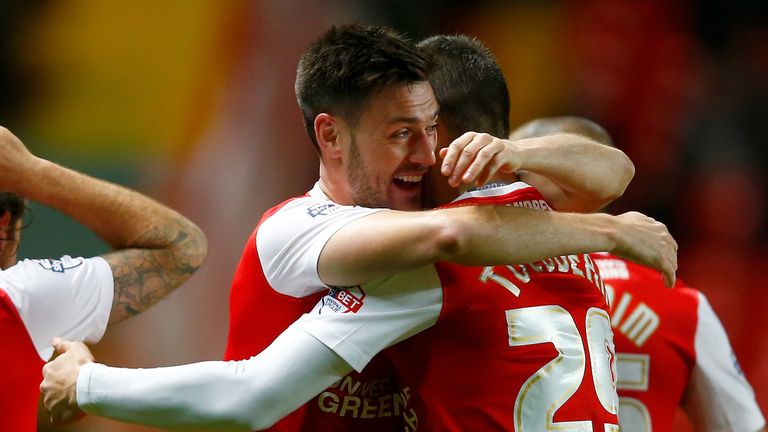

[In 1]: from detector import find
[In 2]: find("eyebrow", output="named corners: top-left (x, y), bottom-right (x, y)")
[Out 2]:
top-left (389, 110), bottom-right (440, 124)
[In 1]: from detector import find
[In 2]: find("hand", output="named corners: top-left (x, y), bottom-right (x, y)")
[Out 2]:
top-left (439, 132), bottom-right (522, 187)
top-left (0, 126), bottom-right (39, 191)
top-left (610, 212), bottom-right (678, 287)
top-left (40, 338), bottom-right (95, 425)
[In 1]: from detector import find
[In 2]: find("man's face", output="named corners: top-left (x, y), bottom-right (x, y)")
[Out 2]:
top-left (344, 81), bottom-right (439, 210)
top-left (0, 217), bottom-right (21, 269)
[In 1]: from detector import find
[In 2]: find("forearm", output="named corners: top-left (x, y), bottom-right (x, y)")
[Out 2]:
top-left (447, 206), bottom-right (618, 265)
top-left (319, 206), bottom-right (618, 287)
top-left (18, 158), bottom-right (200, 250)
top-left (515, 133), bottom-right (634, 211)
top-left (17, 158), bottom-right (206, 324)
top-left (77, 328), bottom-right (351, 431)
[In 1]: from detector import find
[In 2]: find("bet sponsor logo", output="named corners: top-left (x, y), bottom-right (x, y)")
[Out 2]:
top-left (34, 256), bottom-right (84, 273)
top-left (307, 203), bottom-right (338, 218)
top-left (323, 287), bottom-right (366, 313)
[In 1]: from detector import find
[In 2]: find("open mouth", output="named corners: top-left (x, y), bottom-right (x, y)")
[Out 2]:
top-left (393, 175), bottom-right (422, 191)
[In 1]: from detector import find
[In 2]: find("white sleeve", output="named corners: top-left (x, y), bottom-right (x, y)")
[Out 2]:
top-left (256, 197), bottom-right (384, 297)
top-left (77, 327), bottom-right (352, 431)
top-left (0, 256), bottom-right (113, 360)
top-left (291, 265), bottom-right (443, 371)
top-left (683, 293), bottom-right (766, 432)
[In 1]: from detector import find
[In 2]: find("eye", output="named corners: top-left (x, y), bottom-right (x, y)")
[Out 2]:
top-left (391, 129), bottom-right (411, 139)
top-left (425, 123), bottom-right (438, 135)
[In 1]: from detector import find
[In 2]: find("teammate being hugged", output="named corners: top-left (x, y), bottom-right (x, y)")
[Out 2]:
top-left (0, 126), bottom-right (207, 429)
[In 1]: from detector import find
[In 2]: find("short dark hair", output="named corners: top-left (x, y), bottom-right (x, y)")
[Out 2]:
top-left (295, 24), bottom-right (434, 150)
top-left (417, 35), bottom-right (510, 139)
top-left (0, 192), bottom-right (24, 226)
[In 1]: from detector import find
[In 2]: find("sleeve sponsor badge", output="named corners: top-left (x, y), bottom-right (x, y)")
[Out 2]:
top-left (34, 256), bottom-right (84, 273)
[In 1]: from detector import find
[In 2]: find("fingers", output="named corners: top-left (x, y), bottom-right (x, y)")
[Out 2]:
top-left (51, 339), bottom-right (95, 362)
top-left (473, 155), bottom-right (506, 187)
top-left (441, 132), bottom-right (512, 187)
top-left (50, 408), bottom-right (86, 425)
top-left (660, 254), bottom-right (677, 288)
top-left (663, 235), bottom-right (678, 288)
top-left (439, 132), bottom-right (472, 177)
top-left (662, 269), bottom-right (676, 288)
top-left (52, 337), bottom-right (69, 354)
top-left (442, 132), bottom-right (492, 187)
top-left (613, 212), bottom-right (680, 287)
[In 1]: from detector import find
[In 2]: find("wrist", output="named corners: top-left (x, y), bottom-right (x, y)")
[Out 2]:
top-left (75, 361), bottom-right (99, 412)
top-left (15, 158), bottom-right (60, 199)
top-left (588, 213), bottom-right (619, 253)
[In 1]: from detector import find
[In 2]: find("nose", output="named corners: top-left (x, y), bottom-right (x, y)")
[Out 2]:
top-left (410, 130), bottom-right (437, 167)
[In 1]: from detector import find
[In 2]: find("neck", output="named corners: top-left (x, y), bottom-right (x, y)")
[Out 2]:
top-left (318, 161), bottom-right (353, 205)
top-left (460, 172), bottom-right (519, 193)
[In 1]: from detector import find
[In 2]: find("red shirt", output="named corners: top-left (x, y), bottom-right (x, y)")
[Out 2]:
top-left (224, 190), bottom-right (402, 431)
top-left (595, 254), bottom-right (765, 432)
top-left (0, 289), bottom-right (43, 431)
top-left (383, 183), bottom-right (620, 431)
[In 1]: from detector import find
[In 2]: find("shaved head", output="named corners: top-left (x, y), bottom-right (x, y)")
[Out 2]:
top-left (510, 116), bottom-right (614, 147)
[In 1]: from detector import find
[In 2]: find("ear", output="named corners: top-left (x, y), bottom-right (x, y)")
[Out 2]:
top-left (314, 113), bottom-right (345, 159)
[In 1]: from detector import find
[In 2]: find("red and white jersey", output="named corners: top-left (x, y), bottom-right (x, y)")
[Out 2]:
top-left (0, 256), bottom-right (113, 431)
top-left (224, 182), bottom-right (422, 431)
top-left (594, 253), bottom-right (766, 432)
top-left (295, 182), bottom-right (620, 431)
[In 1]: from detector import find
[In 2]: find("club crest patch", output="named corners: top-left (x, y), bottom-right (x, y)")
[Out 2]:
top-left (34, 256), bottom-right (84, 273)
top-left (322, 286), bottom-right (366, 313)
top-left (307, 203), bottom-right (338, 218)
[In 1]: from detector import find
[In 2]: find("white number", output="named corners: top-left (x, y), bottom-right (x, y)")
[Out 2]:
top-left (587, 308), bottom-right (619, 414)
top-left (616, 354), bottom-right (652, 432)
top-left (506, 306), bottom-right (619, 431)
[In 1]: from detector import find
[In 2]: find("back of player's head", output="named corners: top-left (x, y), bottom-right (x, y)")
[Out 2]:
top-left (417, 34), bottom-right (510, 141)
top-left (295, 24), bottom-right (433, 151)
top-left (0, 193), bottom-right (24, 227)
top-left (510, 116), bottom-right (614, 147)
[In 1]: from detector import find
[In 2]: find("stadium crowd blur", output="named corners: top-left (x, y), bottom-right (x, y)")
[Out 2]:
top-left (1, 1), bottom-right (765, 431)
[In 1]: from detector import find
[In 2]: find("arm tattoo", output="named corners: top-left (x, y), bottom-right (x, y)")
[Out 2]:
top-left (102, 217), bottom-right (206, 325)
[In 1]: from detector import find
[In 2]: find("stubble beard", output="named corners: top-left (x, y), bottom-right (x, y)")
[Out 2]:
top-left (346, 137), bottom-right (390, 209)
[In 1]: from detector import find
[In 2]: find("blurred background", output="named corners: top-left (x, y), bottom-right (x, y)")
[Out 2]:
top-left (0, 0), bottom-right (764, 430)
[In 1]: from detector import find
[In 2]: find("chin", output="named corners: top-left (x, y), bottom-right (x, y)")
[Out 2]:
top-left (391, 196), bottom-right (421, 211)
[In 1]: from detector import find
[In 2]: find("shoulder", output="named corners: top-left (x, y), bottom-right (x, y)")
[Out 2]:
top-left (0, 256), bottom-right (109, 288)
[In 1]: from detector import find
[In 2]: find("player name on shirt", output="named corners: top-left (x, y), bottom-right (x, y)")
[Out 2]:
top-left (480, 253), bottom-right (608, 304)
top-left (597, 257), bottom-right (661, 347)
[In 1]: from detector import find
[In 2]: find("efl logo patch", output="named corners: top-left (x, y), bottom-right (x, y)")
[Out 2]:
top-left (324, 287), bottom-right (366, 313)
top-left (35, 256), bottom-right (84, 273)
top-left (307, 203), bottom-right (338, 218)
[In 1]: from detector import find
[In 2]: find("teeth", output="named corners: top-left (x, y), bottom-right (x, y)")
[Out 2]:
top-left (395, 175), bottom-right (422, 183)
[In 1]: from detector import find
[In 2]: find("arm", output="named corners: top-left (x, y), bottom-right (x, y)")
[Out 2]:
top-left (439, 132), bottom-right (634, 212)
top-left (41, 329), bottom-right (352, 431)
top-left (319, 207), bottom-right (677, 287)
top-left (682, 293), bottom-right (766, 432)
top-left (0, 126), bottom-right (207, 325)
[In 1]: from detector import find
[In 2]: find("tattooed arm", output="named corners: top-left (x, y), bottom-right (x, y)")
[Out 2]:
top-left (0, 126), bottom-right (207, 325)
